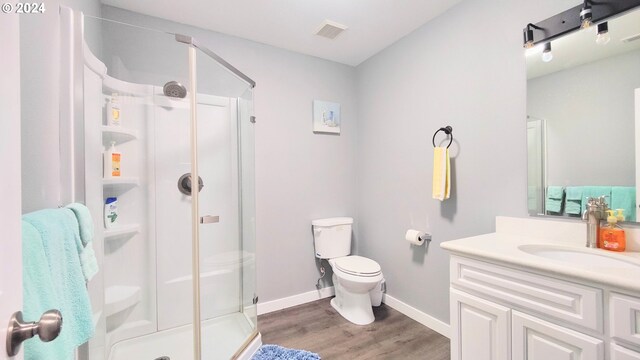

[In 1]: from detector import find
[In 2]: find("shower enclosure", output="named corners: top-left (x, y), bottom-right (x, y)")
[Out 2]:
top-left (60, 7), bottom-right (259, 360)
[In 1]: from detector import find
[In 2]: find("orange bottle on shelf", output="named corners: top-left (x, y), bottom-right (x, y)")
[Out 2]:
top-left (599, 210), bottom-right (626, 252)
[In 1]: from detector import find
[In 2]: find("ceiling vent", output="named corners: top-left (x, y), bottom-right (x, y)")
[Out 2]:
top-left (621, 33), bottom-right (640, 43)
top-left (315, 20), bottom-right (348, 39)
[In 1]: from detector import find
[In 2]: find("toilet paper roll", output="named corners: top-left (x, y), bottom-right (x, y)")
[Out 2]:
top-left (405, 229), bottom-right (425, 246)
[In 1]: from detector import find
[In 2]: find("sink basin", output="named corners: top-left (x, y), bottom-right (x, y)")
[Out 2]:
top-left (518, 244), bottom-right (640, 269)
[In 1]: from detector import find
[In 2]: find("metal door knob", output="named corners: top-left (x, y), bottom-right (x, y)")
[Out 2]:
top-left (6, 310), bottom-right (63, 356)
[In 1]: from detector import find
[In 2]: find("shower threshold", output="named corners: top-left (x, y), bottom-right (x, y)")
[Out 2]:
top-left (108, 312), bottom-right (257, 360)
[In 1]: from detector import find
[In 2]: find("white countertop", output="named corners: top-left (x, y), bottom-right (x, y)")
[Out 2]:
top-left (441, 231), bottom-right (640, 294)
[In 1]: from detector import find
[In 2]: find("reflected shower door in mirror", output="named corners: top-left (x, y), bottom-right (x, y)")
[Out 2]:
top-left (526, 7), bottom-right (640, 222)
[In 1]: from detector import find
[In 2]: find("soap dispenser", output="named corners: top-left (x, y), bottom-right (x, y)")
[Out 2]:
top-left (599, 210), bottom-right (626, 252)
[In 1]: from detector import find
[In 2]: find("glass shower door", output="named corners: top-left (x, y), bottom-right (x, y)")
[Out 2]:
top-left (192, 48), bottom-right (257, 359)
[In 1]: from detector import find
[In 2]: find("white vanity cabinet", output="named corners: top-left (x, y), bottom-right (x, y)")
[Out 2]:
top-left (449, 255), bottom-right (640, 360)
top-left (450, 288), bottom-right (510, 360)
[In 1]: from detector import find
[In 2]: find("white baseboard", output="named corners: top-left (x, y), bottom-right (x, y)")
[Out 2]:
top-left (257, 287), bottom-right (335, 315)
top-left (382, 294), bottom-right (450, 338)
top-left (256, 288), bottom-right (450, 339)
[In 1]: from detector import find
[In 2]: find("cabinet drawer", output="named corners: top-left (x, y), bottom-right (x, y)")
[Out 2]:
top-left (451, 256), bottom-right (603, 332)
top-left (612, 344), bottom-right (640, 360)
top-left (611, 293), bottom-right (640, 348)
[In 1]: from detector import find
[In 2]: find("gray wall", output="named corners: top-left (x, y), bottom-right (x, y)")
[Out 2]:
top-left (101, 6), bottom-right (359, 303)
top-left (20, 0), bottom-right (101, 213)
top-left (20, 0), bottom-right (593, 326)
top-left (528, 50), bottom-right (640, 187)
top-left (354, 0), bottom-right (575, 323)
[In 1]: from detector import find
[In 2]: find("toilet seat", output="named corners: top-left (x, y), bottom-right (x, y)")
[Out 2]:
top-left (334, 256), bottom-right (381, 277)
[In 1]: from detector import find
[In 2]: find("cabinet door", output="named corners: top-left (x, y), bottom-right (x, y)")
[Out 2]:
top-left (450, 288), bottom-right (511, 360)
top-left (512, 311), bottom-right (603, 360)
top-left (612, 344), bottom-right (640, 360)
top-left (611, 293), bottom-right (640, 348)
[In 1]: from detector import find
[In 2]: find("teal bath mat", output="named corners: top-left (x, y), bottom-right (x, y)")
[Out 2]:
top-left (251, 344), bottom-right (321, 360)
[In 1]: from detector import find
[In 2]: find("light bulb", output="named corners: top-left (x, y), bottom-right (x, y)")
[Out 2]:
top-left (596, 22), bottom-right (610, 45)
top-left (580, 2), bottom-right (592, 30)
top-left (542, 43), bottom-right (553, 63)
top-left (596, 32), bottom-right (611, 45)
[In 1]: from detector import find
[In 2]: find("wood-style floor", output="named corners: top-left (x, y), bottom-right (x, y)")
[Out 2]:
top-left (258, 298), bottom-right (450, 360)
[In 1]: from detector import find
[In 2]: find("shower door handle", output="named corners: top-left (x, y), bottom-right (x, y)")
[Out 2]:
top-left (200, 215), bottom-right (220, 224)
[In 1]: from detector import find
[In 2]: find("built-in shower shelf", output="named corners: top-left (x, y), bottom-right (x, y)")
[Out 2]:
top-left (105, 285), bottom-right (142, 318)
top-left (103, 177), bottom-right (140, 192)
top-left (104, 224), bottom-right (140, 241)
top-left (102, 126), bottom-right (138, 146)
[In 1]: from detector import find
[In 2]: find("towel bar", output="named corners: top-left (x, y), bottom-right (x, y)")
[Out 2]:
top-left (432, 126), bottom-right (453, 149)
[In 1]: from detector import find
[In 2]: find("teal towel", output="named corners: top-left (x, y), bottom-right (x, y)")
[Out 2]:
top-left (546, 186), bottom-right (564, 213)
top-left (611, 187), bottom-right (636, 222)
top-left (22, 221), bottom-right (67, 359)
top-left (566, 187), bottom-right (583, 201)
top-left (581, 186), bottom-right (612, 214)
top-left (65, 203), bottom-right (93, 247)
top-left (547, 186), bottom-right (565, 199)
top-left (65, 203), bottom-right (98, 281)
top-left (546, 199), bottom-right (563, 214)
top-left (22, 209), bottom-right (94, 360)
top-left (565, 187), bottom-right (583, 215)
top-left (565, 201), bottom-right (582, 215)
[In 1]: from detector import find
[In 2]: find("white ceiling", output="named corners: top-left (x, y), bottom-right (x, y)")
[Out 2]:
top-left (100, 0), bottom-right (462, 66)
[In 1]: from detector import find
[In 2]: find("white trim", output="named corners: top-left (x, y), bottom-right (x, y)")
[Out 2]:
top-left (382, 294), bottom-right (450, 338)
top-left (255, 288), bottom-right (450, 339)
top-left (257, 287), bottom-right (335, 315)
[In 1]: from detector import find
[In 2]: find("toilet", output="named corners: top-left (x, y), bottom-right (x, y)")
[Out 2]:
top-left (312, 217), bottom-right (383, 325)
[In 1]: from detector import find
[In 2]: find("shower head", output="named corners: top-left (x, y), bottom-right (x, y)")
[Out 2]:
top-left (163, 81), bottom-right (187, 98)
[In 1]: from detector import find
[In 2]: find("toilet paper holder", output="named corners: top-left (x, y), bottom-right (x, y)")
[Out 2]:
top-left (405, 229), bottom-right (432, 246)
top-left (419, 233), bottom-right (432, 242)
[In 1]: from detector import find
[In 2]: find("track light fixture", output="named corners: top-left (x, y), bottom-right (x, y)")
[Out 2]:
top-left (523, 1), bottom-right (640, 54)
top-left (596, 22), bottom-right (611, 45)
top-left (580, 0), bottom-right (593, 29)
top-left (523, 23), bottom-right (542, 48)
top-left (542, 43), bottom-right (553, 62)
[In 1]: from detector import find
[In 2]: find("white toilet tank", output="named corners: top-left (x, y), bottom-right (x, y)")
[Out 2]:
top-left (312, 217), bottom-right (353, 259)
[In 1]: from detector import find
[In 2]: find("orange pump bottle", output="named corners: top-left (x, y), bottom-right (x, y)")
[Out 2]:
top-left (599, 209), bottom-right (626, 252)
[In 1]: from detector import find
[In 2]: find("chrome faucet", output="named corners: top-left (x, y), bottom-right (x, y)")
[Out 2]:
top-left (581, 196), bottom-right (608, 248)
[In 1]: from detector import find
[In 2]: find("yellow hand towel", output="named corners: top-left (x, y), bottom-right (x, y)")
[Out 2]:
top-left (432, 147), bottom-right (450, 201)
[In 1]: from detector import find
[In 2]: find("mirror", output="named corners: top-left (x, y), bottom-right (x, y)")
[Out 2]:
top-left (526, 7), bottom-right (640, 222)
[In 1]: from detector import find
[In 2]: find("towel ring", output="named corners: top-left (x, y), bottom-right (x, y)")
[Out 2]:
top-left (432, 126), bottom-right (453, 148)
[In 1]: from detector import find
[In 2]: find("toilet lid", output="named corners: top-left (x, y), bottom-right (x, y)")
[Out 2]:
top-left (334, 256), bottom-right (381, 276)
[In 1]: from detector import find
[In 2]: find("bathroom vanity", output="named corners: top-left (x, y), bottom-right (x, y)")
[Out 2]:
top-left (441, 217), bottom-right (640, 360)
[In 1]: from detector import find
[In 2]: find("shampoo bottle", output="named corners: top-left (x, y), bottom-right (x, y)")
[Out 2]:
top-left (107, 93), bottom-right (121, 126)
top-left (599, 210), bottom-right (626, 252)
top-left (103, 141), bottom-right (121, 178)
top-left (104, 197), bottom-right (118, 229)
